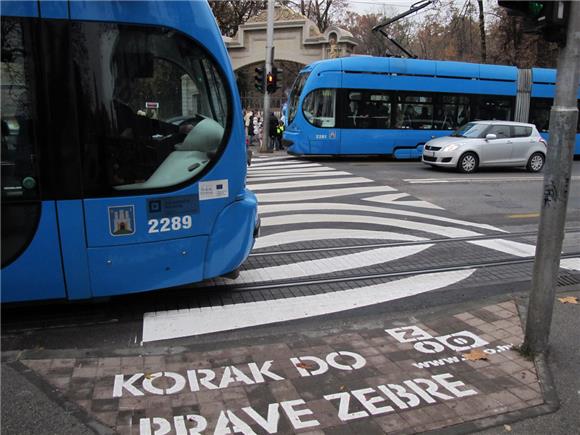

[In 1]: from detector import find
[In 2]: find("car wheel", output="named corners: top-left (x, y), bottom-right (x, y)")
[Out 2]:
top-left (526, 152), bottom-right (545, 172)
top-left (458, 152), bottom-right (478, 173)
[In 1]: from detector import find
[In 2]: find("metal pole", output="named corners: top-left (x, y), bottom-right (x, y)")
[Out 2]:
top-left (260, 0), bottom-right (275, 153)
top-left (523, 2), bottom-right (580, 355)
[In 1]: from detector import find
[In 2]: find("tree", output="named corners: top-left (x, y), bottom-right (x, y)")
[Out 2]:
top-left (341, 12), bottom-right (414, 57)
top-left (286, 0), bottom-right (348, 32)
top-left (208, 1), bottom-right (267, 37)
top-left (486, 5), bottom-right (559, 68)
top-left (477, 0), bottom-right (487, 63)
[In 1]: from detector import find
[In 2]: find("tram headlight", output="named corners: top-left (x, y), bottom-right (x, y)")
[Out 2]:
top-left (442, 144), bottom-right (459, 152)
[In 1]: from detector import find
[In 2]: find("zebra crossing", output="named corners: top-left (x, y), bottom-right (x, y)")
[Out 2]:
top-left (141, 156), bottom-right (579, 342)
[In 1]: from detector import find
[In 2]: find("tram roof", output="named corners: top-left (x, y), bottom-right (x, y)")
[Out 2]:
top-left (304, 56), bottom-right (522, 82)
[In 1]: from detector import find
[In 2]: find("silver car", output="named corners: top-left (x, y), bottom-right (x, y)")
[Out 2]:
top-left (422, 121), bottom-right (547, 173)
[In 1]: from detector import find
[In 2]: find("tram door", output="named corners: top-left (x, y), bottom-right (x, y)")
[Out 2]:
top-left (1, 17), bottom-right (67, 302)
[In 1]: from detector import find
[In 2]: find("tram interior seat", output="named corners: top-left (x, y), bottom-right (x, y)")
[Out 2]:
top-left (114, 117), bottom-right (223, 190)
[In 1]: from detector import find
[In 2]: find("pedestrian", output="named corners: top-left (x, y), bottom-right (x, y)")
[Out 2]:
top-left (246, 110), bottom-right (255, 144)
top-left (276, 121), bottom-right (285, 149)
top-left (268, 112), bottom-right (278, 150)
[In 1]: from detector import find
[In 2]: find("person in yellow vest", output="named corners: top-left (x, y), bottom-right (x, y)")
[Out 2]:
top-left (275, 121), bottom-right (285, 150)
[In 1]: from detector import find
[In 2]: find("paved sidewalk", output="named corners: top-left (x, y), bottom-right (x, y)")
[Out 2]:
top-left (5, 290), bottom-right (579, 435)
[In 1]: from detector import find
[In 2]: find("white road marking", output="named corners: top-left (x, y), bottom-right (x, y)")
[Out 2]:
top-left (561, 258), bottom-right (580, 271)
top-left (469, 239), bottom-right (580, 271)
top-left (248, 177), bottom-right (373, 191)
top-left (248, 171), bottom-right (353, 182)
top-left (142, 269), bottom-right (476, 342)
top-left (258, 202), bottom-right (505, 233)
top-left (249, 163), bottom-right (323, 171)
top-left (248, 167), bottom-right (337, 176)
top-left (253, 228), bottom-right (427, 250)
top-left (363, 193), bottom-right (444, 210)
top-left (250, 160), bottom-right (309, 167)
top-left (251, 156), bottom-right (296, 162)
top-left (403, 176), bottom-right (580, 184)
top-left (257, 186), bottom-right (393, 203)
top-left (261, 213), bottom-right (482, 238)
top-left (235, 244), bottom-right (432, 284)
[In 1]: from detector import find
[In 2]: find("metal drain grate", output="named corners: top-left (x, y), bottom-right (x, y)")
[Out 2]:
top-left (557, 273), bottom-right (580, 287)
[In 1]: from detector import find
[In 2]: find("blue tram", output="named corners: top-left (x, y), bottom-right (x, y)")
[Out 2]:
top-left (1, 1), bottom-right (259, 302)
top-left (284, 56), bottom-right (580, 158)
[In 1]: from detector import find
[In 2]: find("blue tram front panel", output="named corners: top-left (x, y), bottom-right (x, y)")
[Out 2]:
top-left (1, 0), bottom-right (258, 302)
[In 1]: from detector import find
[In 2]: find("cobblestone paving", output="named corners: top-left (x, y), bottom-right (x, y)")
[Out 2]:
top-left (21, 301), bottom-right (545, 434)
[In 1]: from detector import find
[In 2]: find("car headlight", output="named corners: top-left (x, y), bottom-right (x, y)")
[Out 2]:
top-left (442, 144), bottom-right (459, 152)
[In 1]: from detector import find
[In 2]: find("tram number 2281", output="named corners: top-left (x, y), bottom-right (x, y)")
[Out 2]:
top-left (148, 215), bottom-right (193, 234)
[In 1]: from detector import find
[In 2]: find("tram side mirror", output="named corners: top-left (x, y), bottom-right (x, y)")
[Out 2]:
top-left (485, 133), bottom-right (497, 140)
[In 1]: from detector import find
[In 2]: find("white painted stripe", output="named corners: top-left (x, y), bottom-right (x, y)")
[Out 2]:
top-left (469, 239), bottom-right (580, 271)
top-left (236, 244), bottom-right (431, 284)
top-left (259, 202), bottom-right (505, 233)
top-left (248, 167), bottom-right (337, 176)
top-left (403, 176), bottom-right (580, 184)
top-left (561, 258), bottom-right (580, 272)
top-left (261, 213), bottom-right (481, 238)
top-left (250, 160), bottom-right (309, 167)
top-left (469, 239), bottom-right (535, 257)
top-left (257, 186), bottom-right (393, 203)
top-left (142, 269), bottom-right (476, 342)
top-left (252, 156), bottom-right (295, 162)
top-left (249, 163), bottom-right (323, 171)
top-left (248, 171), bottom-right (353, 182)
top-left (364, 193), bottom-right (444, 210)
top-left (254, 228), bottom-right (427, 249)
top-left (248, 177), bottom-right (373, 191)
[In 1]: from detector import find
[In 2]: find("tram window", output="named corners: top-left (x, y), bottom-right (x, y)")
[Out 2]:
top-left (1, 19), bottom-right (39, 201)
top-left (303, 89), bottom-right (336, 128)
top-left (288, 72), bottom-right (310, 125)
top-left (395, 94), bottom-right (433, 130)
top-left (436, 95), bottom-right (471, 130)
top-left (343, 90), bottom-right (391, 129)
top-left (72, 23), bottom-right (230, 194)
top-left (529, 98), bottom-right (551, 132)
top-left (476, 96), bottom-right (513, 121)
top-left (1, 18), bottom-right (42, 267)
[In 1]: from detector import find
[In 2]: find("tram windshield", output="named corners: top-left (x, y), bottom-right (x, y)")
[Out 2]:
top-left (73, 23), bottom-right (229, 193)
top-left (287, 72), bottom-right (310, 125)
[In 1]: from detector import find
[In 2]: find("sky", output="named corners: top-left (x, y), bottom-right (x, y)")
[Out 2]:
top-left (347, 0), bottom-right (486, 17)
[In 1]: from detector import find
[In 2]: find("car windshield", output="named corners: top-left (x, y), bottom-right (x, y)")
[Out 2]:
top-left (451, 122), bottom-right (488, 138)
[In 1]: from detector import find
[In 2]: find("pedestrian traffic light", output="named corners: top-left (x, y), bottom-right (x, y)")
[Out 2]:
top-left (498, 1), bottom-right (570, 45)
top-left (254, 66), bottom-right (265, 93)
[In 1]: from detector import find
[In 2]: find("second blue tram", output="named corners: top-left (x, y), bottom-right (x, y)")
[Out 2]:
top-left (284, 56), bottom-right (580, 158)
top-left (1, 1), bottom-right (259, 302)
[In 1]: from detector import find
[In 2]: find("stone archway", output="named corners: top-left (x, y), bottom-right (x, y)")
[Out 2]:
top-left (224, 6), bottom-right (358, 72)
top-left (224, 6), bottom-right (357, 110)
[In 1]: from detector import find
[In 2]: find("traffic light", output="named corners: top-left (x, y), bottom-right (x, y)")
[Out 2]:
top-left (498, 1), bottom-right (570, 45)
top-left (254, 66), bottom-right (265, 93)
top-left (266, 66), bottom-right (283, 94)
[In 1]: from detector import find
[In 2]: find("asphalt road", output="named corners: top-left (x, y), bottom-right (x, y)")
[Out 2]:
top-left (3, 158), bottom-right (580, 349)
top-left (2, 156), bottom-right (580, 434)
top-left (313, 157), bottom-right (580, 230)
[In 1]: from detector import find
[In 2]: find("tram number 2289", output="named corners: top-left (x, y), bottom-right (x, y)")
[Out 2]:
top-left (148, 215), bottom-right (193, 234)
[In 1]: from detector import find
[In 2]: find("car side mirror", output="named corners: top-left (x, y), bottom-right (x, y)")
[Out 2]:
top-left (485, 133), bottom-right (497, 140)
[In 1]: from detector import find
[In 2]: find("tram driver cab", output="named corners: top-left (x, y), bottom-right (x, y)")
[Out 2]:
top-left (103, 28), bottom-right (226, 191)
